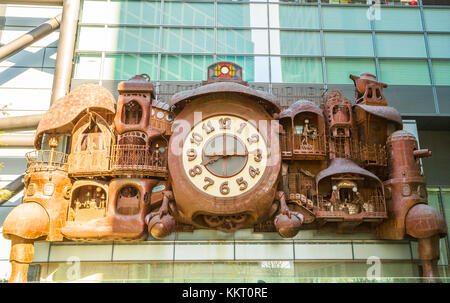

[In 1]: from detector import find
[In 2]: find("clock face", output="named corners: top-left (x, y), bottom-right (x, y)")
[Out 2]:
top-left (182, 115), bottom-right (268, 198)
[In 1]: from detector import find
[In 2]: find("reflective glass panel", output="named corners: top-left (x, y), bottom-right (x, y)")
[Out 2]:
top-left (428, 34), bottom-right (450, 59)
top-left (163, 2), bottom-right (214, 26)
top-left (326, 58), bottom-right (376, 84)
top-left (217, 29), bottom-right (268, 55)
top-left (160, 55), bottom-right (214, 81)
top-left (374, 8), bottom-right (422, 31)
top-left (271, 57), bottom-right (323, 83)
top-left (162, 28), bottom-right (214, 53)
top-left (269, 4), bottom-right (319, 29)
top-left (102, 54), bottom-right (158, 80)
top-left (432, 60), bottom-right (450, 86)
top-left (376, 34), bottom-right (427, 58)
top-left (322, 7), bottom-right (371, 30)
top-left (324, 32), bottom-right (373, 57)
top-left (270, 31), bottom-right (321, 56)
top-left (379, 59), bottom-right (430, 85)
top-left (424, 9), bottom-right (450, 32)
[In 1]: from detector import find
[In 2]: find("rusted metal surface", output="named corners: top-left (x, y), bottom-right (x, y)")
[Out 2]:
top-left (279, 99), bottom-right (323, 120)
top-left (35, 84), bottom-right (116, 148)
top-left (2, 68), bottom-right (448, 282)
top-left (350, 73), bottom-right (388, 106)
top-left (170, 81), bottom-right (281, 116)
top-left (316, 158), bottom-right (382, 185)
top-left (354, 104), bottom-right (403, 128)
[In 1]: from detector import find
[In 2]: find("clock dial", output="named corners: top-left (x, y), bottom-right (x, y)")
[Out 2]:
top-left (182, 115), bottom-right (268, 198)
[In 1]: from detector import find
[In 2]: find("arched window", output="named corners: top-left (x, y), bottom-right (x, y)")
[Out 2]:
top-left (122, 101), bottom-right (143, 125)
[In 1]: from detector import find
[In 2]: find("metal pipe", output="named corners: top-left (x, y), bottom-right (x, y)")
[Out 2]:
top-left (0, 114), bottom-right (43, 132)
top-left (0, 1), bottom-right (62, 5)
top-left (50, 0), bottom-right (80, 105)
top-left (0, 14), bottom-right (61, 62)
top-left (0, 174), bottom-right (25, 206)
top-left (0, 134), bottom-right (34, 147)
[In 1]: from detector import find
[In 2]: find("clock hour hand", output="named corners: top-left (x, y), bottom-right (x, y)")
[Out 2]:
top-left (201, 155), bottom-right (221, 166)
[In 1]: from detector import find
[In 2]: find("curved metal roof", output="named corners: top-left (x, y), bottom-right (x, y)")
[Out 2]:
top-left (354, 104), bottom-right (403, 128)
top-left (279, 99), bottom-right (323, 120)
top-left (316, 158), bottom-right (382, 186)
top-left (170, 82), bottom-right (280, 115)
top-left (35, 84), bottom-right (116, 148)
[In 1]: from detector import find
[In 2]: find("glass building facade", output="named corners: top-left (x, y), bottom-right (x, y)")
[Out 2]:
top-left (73, 0), bottom-right (450, 114)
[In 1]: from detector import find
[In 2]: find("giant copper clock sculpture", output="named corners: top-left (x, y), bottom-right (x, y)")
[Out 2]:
top-left (167, 68), bottom-right (282, 232)
top-left (1, 62), bottom-right (447, 283)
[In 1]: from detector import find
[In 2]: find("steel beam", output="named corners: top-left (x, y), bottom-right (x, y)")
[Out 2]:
top-left (0, 13), bottom-right (61, 62)
top-left (50, 0), bottom-right (80, 105)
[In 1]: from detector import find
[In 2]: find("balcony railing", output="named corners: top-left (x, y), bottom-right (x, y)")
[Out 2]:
top-left (25, 150), bottom-right (69, 173)
top-left (315, 194), bottom-right (386, 219)
top-left (357, 143), bottom-right (387, 166)
top-left (293, 134), bottom-right (326, 156)
top-left (110, 144), bottom-right (168, 173)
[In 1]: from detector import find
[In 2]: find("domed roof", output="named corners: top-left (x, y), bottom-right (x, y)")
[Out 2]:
top-left (316, 158), bottom-right (382, 187)
top-left (170, 82), bottom-right (280, 116)
top-left (279, 99), bottom-right (323, 120)
top-left (353, 104), bottom-right (403, 128)
top-left (387, 130), bottom-right (417, 143)
top-left (35, 84), bottom-right (116, 148)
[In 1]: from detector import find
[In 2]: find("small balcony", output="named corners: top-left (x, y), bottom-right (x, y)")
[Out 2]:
top-left (292, 134), bottom-right (327, 159)
top-left (25, 150), bottom-right (69, 173)
top-left (110, 144), bottom-right (168, 176)
top-left (315, 194), bottom-right (387, 221)
top-left (357, 143), bottom-right (387, 167)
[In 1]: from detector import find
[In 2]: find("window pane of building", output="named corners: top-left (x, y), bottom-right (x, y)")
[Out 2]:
top-left (81, 1), bottom-right (161, 25)
top-left (110, 0), bottom-right (161, 25)
top-left (271, 57), bottom-right (323, 83)
top-left (270, 31), bottom-right (321, 56)
top-left (102, 54), bottom-right (158, 81)
top-left (269, 4), bottom-right (319, 29)
top-left (160, 55), bottom-right (214, 81)
top-left (73, 53), bottom-right (101, 80)
top-left (379, 59), bottom-right (430, 85)
top-left (432, 60), bottom-right (450, 86)
top-left (428, 34), bottom-right (450, 59)
top-left (217, 29), bottom-right (268, 55)
top-left (376, 34), bottom-right (427, 58)
top-left (374, 8), bottom-right (422, 31)
top-left (324, 32), bottom-right (373, 57)
top-left (162, 28), bottom-right (214, 54)
top-left (424, 8), bottom-right (450, 32)
top-left (218, 3), bottom-right (267, 28)
top-left (326, 58), bottom-right (375, 84)
top-left (163, 2), bottom-right (214, 26)
top-left (77, 26), bottom-right (106, 51)
top-left (106, 27), bottom-right (160, 52)
top-left (217, 55), bottom-right (269, 82)
top-left (322, 7), bottom-right (370, 30)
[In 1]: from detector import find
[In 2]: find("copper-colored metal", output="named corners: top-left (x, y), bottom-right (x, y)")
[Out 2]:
top-left (115, 74), bottom-right (165, 141)
top-left (350, 73), bottom-right (388, 106)
top-left (61, 178), bottom-right (157, 241)
top-left (168, 88), bottom-right (281, 232)
top-left (2, 69), bottom-right (447, 282)
top-left (35, 84), bottom-right (116, 149)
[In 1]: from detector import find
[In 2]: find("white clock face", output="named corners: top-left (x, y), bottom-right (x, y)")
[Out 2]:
top-left (182, 115), bottom-right (268, 198)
